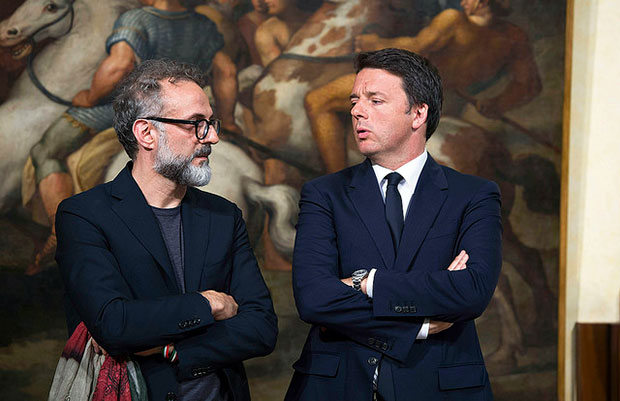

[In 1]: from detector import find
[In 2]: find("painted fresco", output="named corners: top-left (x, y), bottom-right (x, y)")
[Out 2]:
top-left (0, 0), bottom-right (563, 399)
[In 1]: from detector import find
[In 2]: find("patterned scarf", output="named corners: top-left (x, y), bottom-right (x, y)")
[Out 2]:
top-left (48, 322), bottom-right (148, 401)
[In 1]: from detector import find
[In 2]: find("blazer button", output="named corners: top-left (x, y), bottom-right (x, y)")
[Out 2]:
top-left (403, 306), bottom-right (410, 313)
top-left (166, 392), bottom-right (177, 401)
top-left (394, 306), bottom-right (403, 313)
top-left (367, 357), bottom-right (378, 366)
top-left (178, 322), bottom-right (185, 329)
top-left (381, 343), bottom-right (388, 351)
top-left (368, 338), bottom-right (375, 345)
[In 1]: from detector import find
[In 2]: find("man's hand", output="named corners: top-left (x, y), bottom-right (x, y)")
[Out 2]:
top-left (425, 251), bottom-right (468, 335)
top-left (447, 250), bottom-right (468, 271)
top-left (200, 290), bottom-right (238, 320)
top-left (90, 331), bottom-right (164, 357)
top-left (134, 346), bottom-right (164, 357)
top-left (340, 276), bottom-right (368, 294)
top-left (428, 320), bottom-right (453, 334)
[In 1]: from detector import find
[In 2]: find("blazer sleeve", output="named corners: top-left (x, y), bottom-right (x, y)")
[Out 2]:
top-left (372, 180), bottom-right (503, 322)
top-left (292, 181), bottom-right (422, 363)
top-left (173, 206), bottom-right (278, 380)
top-left (55, 199), bottom-right (216, 356)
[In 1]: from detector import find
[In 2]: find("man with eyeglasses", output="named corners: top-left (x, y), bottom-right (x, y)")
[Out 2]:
top-left (28, 0), bottom-right (241, 274)
top-left (55, 59), bottom-right (277, 401)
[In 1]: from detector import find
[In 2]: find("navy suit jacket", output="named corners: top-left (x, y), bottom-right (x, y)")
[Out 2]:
top-left (286, 155), bottom-right (502, 401)
top-left (55, 164), bottom-right (277, 401)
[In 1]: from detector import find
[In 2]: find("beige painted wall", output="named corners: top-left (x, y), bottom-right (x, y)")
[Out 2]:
top-left (564, 0), bottom-right (620, 399)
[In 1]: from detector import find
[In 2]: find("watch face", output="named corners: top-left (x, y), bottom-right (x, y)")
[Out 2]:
top-left (353, 269), bottom-right (368, 278)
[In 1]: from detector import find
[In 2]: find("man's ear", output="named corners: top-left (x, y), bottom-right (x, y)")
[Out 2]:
top-left (411, 103), bottom-right (429, 131)
top-left (133, 119), bottom-right (156, 151)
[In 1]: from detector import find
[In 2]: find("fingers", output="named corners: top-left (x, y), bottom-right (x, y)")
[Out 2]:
top-left (446, 250), bottom-right (464, 270)
top-left (428, 320), bottom-right (454, 335)
top-left (447, 250), bottom-right (469, 271)
top-left (201, 290), bottom-right (239, 320)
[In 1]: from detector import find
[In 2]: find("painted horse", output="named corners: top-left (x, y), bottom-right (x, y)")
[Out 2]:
top-left (0, 0), bottom-right (140, 212)
top-left (248, 0), bottom-right (558, 371)
top-left (0, 0), bottom-right (300, 259)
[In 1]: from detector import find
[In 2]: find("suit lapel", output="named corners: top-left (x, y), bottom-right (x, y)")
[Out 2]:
top-left (181, 188), bottom-right (211, 293)
top-left (347, 159), bottom-right (395, 270)
top-left (394, 155), bottom-right (448, 271)
top-left (110, 164), bottom-right (178, 292)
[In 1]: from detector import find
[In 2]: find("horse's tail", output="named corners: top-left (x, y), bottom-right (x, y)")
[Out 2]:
top-left (242, 178), bottom-right (299, 260)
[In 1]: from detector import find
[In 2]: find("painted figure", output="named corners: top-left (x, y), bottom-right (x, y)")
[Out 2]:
top-left (238, 0), bottom-right (269, 66)
top-left (28, 0), bottom-right (239, 273)
top-left (306, 0), bottom-right (541, 172)
top-left (0, 0), bottom-right (141, 213)
top-left (254, 0), bottom-right (312, 66)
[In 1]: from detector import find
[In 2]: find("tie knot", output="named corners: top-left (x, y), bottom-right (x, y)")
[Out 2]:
top-left (386, 172), bottom-right (403, 187)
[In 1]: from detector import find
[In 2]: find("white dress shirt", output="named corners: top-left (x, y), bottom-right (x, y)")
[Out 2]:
top-left (366, 150), bottom-right (430, 340)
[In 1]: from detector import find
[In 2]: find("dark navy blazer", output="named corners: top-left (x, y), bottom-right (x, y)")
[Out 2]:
top-left (56, 164), bottom-right (277, 401)
top-left (286, 155), bottom-right (502, 401)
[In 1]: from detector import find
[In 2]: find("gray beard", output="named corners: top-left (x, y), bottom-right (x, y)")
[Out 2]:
top-left (154, 131), bottom-right (212, 187)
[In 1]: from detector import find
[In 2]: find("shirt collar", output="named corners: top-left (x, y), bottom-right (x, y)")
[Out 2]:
top-left (372, 150), bottom-right (428, 188)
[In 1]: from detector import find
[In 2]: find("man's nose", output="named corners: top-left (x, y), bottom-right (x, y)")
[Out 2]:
top-left (351, 101), bottom-right (367, 119)
top-left (200, 126), bottom-right (219, 145)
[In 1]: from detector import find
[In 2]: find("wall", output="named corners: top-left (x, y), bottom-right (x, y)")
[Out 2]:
top-left (563, 0), bottom-right (620, 399)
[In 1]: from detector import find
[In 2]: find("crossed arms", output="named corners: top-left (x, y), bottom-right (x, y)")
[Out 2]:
top-left (55, 198), bottom-right (277, 379)
top-left (292, 178), bottom-right (502, 362)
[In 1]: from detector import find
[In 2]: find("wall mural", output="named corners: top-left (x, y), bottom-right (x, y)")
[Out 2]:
top-left (0, 0), bottom-right (564, 399)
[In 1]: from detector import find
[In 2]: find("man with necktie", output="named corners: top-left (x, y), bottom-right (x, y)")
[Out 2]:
top-left (285, 48), bottom-right (502, 400)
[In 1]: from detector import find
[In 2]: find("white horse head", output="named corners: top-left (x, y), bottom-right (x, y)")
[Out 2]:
top-left (0, 0), bottom-right (76, 58)
top-left (0, 0), bottom-right (139, 213)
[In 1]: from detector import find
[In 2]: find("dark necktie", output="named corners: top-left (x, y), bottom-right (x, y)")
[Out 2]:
top-left (385, 172), bottom-right (404, 251)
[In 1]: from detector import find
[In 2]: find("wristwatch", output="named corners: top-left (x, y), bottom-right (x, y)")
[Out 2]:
top-left (352, 269), bottom-right (369, 291)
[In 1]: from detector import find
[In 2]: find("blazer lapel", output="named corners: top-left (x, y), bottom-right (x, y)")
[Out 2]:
top-left (110, 164), bottom-right (178, 292)
top-left (394, 155), bottom-right (448, 271)
top-left (347, 159), bottom-right (395, 270)
top-left (181, 188), bottom-right (211, 293)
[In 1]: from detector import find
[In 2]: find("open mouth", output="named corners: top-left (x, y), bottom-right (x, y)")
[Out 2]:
top-left (9, 41), bottom-right (32, 60)
top-left (356, 127), bottom-right (370, 139)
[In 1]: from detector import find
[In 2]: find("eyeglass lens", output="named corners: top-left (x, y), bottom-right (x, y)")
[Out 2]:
top-left (198, 119), bottom-right (220, 139)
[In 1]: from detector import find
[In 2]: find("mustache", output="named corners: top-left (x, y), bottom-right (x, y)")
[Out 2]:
top-left (193, 145), bottom-right (212, 158)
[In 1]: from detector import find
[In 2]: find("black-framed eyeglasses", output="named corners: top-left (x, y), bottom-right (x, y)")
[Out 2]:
top-left (138, 116), bottom-right (221, 140)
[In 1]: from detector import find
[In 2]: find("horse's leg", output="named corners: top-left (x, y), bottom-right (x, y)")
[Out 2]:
top-left (305, 73), bottom-right (356, 173)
